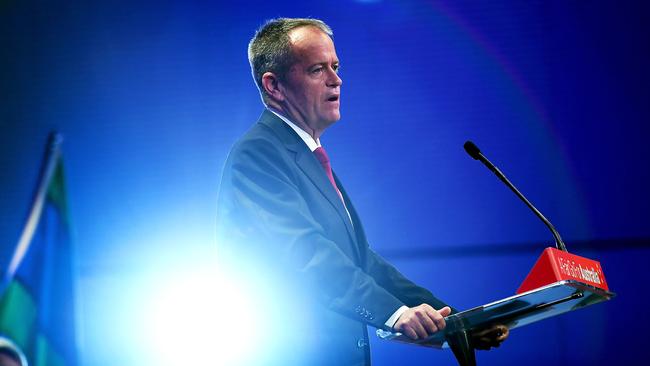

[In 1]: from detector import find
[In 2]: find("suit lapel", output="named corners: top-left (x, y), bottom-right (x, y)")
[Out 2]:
top-left (333, 172), bottom-right (366, 259)
top-left (294, 151), bottom-right (358, 244)
top-left (258, 111), bottom-right (360, 259)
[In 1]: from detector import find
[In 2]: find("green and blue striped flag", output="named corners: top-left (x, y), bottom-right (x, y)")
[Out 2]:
top-left (0, 133), bottom-right (77, 366)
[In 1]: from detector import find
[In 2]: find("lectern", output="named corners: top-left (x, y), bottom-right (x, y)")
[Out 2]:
top-left (382, 142), bottom-right (619, 364)
top-left (382, 141), bottom-right (615, 364)
top-left (377, 279), bottom-right (615, 365)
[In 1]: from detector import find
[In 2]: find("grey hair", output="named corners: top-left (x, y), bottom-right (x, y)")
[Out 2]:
top-left (248, 18), bottom-right (333, 102)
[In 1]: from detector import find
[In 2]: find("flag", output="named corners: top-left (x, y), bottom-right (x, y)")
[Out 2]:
top-left (0, 133), bottom-right (77, 366)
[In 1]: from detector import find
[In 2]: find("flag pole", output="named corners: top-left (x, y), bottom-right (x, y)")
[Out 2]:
top-left (3, 132), bottom-right (64, 285)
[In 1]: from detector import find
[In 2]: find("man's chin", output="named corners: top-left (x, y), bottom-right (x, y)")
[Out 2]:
top-left (328, 111), bottom-right (341, 123)
top-left (316, 112), bottom-right (341, 131)
top-left (325, 117), bottom-right (341, 128)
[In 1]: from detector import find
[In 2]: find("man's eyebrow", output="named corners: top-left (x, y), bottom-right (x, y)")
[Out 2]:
top-left (307, 62), bottom-right (327, 69)
top-left (308, 61), bottom-right (340, 68)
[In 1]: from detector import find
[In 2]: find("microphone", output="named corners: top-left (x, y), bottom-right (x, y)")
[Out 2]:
top-left (463, 141), bottom-right (567, 252)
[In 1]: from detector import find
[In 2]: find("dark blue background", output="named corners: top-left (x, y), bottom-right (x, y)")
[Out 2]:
top-left (2, 0), bottom-right (648, 364)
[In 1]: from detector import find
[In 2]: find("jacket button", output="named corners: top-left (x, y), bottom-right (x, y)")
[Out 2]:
top-left (357, 339), bottom-right (367, 348)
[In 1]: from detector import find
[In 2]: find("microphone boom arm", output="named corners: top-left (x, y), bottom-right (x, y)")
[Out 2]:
top-left (464, 141), bottom-right (568, 252)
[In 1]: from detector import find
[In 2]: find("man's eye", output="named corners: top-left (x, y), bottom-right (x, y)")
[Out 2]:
top-left (312, 67), bottom-right (323, 74)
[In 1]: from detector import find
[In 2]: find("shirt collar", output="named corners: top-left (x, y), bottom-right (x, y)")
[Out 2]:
top-left (268, 108), bottom-right (321, 152)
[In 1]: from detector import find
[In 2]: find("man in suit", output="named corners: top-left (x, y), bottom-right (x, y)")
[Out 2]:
top-left (216, 18), bottom-right (505, 365)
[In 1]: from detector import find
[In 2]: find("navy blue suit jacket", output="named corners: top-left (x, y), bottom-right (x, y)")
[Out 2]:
top-left (216, 110), bottom-right (450, 365)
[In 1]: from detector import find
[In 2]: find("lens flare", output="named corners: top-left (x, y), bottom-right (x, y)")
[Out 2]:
top-left (143, 266), bottom-right (261, 365)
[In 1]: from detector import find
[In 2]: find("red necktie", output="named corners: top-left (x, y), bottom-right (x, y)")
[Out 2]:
top-left (313, 146), bottom-right (344, 201)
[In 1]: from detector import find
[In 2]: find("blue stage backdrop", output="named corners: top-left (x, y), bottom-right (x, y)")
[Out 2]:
top-left (1, 1), bottom-right (648, 365)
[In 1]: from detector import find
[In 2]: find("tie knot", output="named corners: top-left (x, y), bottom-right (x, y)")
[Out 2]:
top-left (313, 146), bottom-right (330, 165)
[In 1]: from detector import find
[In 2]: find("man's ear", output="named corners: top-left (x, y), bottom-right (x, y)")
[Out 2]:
top-left (261, 72), bottom-right (285, 102)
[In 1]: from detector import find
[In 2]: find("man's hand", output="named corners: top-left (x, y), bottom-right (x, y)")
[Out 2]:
top-left (393, 304), bottom-right (452, 340)
top-left (472, 324), bottom-right (509, 350)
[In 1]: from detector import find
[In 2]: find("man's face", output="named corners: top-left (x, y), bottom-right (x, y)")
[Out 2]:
top-left (278, 26), bottom-right (342, 136)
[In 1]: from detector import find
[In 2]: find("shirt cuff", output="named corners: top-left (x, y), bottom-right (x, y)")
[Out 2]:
top-left (384, 305), bottom-right (409, 329)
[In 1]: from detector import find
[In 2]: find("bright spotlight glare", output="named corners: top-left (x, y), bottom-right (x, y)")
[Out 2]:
top-left (144, 266), bottom-right (261, 365)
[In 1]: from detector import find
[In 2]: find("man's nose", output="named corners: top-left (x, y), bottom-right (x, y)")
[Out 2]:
top-left (327, 68), bottom-right (342, 87)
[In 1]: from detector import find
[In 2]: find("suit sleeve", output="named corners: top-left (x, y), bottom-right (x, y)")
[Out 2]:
top-left (217, 140), bottom-right (405, 329)
top-left (364, 248), bottom-right (457, 313)
top-left (333, 171), bottom-right (457, 314)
